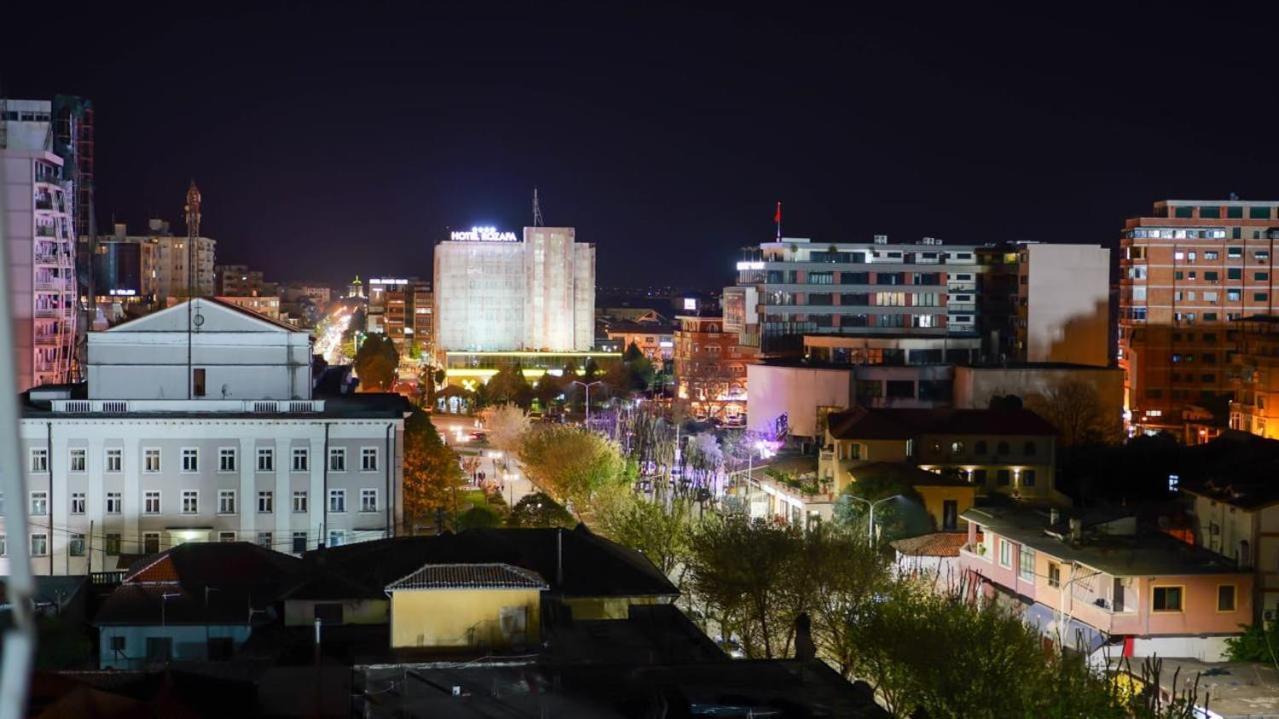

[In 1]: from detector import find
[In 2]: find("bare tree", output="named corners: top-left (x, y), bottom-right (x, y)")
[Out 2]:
top-left (1027, 379), bottom-right (1113, 447)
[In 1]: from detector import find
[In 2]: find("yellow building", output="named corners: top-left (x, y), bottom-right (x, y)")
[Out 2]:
top-left (845, 462), bottom-right (976, 532)
top-left (386, 563), bottom-right (548, 649)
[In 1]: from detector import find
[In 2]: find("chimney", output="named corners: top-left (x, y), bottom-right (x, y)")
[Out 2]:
top-left (1049, 508), bottom-right (1060, 526)
top-left (1068, 518), bottom-right (1083, 543)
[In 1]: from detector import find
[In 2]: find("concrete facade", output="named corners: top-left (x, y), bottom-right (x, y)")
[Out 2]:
top-left (1019, 244), bottom-right (1111, 367)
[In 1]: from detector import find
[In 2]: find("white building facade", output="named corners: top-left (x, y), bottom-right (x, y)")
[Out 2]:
top-left (434, 226), bottom-right (595, 352)
top-left (2, 98), bottom-right (78, 390)
top-left (2, 299), bottom-right (406, 576)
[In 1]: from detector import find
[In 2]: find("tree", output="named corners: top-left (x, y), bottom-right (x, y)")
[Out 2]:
top-left (583, 358), bottom-right (601, 381)
top-left (534, 371), bottom-right (567, 411)
top-left (486, 365), bottom-right (533, 409)
top-left (483, 403), bottom-right (531, 455)
top-left (506, 491), bottom-right (577, 528)
top-left (518, 424), bottom-right (625, 507)
top-left (1027, 379), bottom-right (1113, 447)
top-left (353, 332), bottom-right (399, 391)
top-left (455, 504), bottom-right (503, 530)
top-left (401, 409), bottom-right (463, 531)
top-left (833, 467), bottom-right (932, 541)
top-left (593, 486), bottom-right (697, 580)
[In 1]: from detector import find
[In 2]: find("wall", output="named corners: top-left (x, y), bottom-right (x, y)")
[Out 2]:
top-left (747, 364), bottom-right (853, 438)
top-left (433, 241), bottom-right (525, 352)
top-left (389, 587), bottom-right (541, 648)
top-left (914, 485), bottom-right (975, 531)
top-left (98, 624), bottom-right (250, 670)
top-left (562, 595), bottom-right (671, 621)
top-left (953, 365), bottom-right (1124, 442)
top-left (1023, 244), bottom-right (1111, 367)
top-left (284, 598), bottom-right (388, 627)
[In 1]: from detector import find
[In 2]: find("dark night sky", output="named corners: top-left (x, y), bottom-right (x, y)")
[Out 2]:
top-left (4, 2), bottom-right (1277, 290)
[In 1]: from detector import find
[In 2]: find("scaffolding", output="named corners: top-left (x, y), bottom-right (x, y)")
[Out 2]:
top-left (52, 95), bottom-right (94, 382)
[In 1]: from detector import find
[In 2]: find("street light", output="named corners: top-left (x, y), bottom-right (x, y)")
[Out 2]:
top-left (570, 380), bottom-right (603, 427)
top-left (843, 494), bottom-right (904, 545)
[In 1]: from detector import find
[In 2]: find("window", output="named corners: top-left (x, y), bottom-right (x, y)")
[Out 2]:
top-left (1022, 469), bottom-right (1037, 487)
top-left (30, 491), bottom-right (47, 516)
top-left (219, 531), bottom-right (236, 542)
top-left (105, 534), bottom-right (121, 555)
top-left (0, 535), bottom-right (5, 556)
top-left (106, 448), bottom-right (122, 472)
top-left (1228, 289), bottom-right (1242, 302)
top-left (1019, 546), bottom-right (1035, 582)
top-left (1047, 562), bottom-right (1061, 588)
top-left (193, 367), bottom-right (207, 397)
top-left (997, 469), bottom-right (1011, 486)
top-left (257, 448), bottom-right (274, 472)
top-left (972, 469), bottom-right (988, 484)
top-left (144, 491), bottom-right (161, 514)
top-left (109, 635), bottom-right (125, 652)
top-left (327, 530), bottom-right (345, 548)
top-left (29, 448), bottom-right (48, 473)
top-left (69, 533), bottom-right (85, 557)
top-left (106, 492), bottom-right (122, 514)
top-left (292, 448), bottom-right (309, 472)
top-left (1256, 293), bottom-right (1269, 302)
top-left (30, 533), bottom-right (47, 556)
top-left (942, 500), bottom-right (958, 531)
top-left (256, 531), bottom-right (272, 549)
top-left (329, 489), bottom-right (346, 513)
top-left (998, 539), bottom-right (1012, 568)
top-left (1218, 585), bottom-right (1237, 612)
top-left (361, 448), bottom-right (378, 472)
top-left (1258, 272), bottom-right (1270, 282)
top-left (69, 448), bottom-right (86, 472)
top-left (143, 531), bottom-right (161, 554)
top-left (329, 448), bottom-right (346, 472)
top-left (1251, 206), bottom-right (1272, 219)
top-left (974, 441), bottom-right (988, 455)
top-left (949, 441), bottom-right (964, 455)
top-left (257, 491), bottom-right (273, 513)
top-left (144, 448), bottom-right (161, 473)
top-left (181, 490), bottom-right (198, 514)
top-left (292, 490), bottom-right (308, 513)
top-left (70, 492), bottom-right (85, 514)
top-left (182, 448), bottom-right (199, 473)
top-left (218, 448), bottom-right (236, 473)
top-left (1228, 268), bottom-right (1243, 280)
top-left (292, 531), bottom-right (308, 553)
top-left (1229, 247), bottom-right (1243, 259)
top-left (218, 489), bottom-right (236, 514)
top-left (1153, 586), bottom-right (1184, 612)
top-left (360, 489), bottom-right (377, 512)
top-left (1205, 251), bottom-right (1220, 261)
top-left (1023, 441), bottom-right (1036, 456)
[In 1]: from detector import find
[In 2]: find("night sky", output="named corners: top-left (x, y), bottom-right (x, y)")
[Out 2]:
top-left (4, 2), bottom-right (1277, 290)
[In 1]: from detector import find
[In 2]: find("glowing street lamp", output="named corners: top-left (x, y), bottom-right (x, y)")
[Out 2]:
top-left (843, 493), bottom-right (904, 545)
top-left (570, 380), bottom-right (603, 427)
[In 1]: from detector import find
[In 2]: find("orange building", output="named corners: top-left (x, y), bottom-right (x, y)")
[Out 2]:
top-left (673, 314), bottom-right (756, 422)
top-left (1120, 199), bottom-right (1279, 439)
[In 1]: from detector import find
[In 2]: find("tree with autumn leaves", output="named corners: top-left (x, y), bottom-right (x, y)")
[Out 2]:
top-left (400, 409), bottom-right (464, 532)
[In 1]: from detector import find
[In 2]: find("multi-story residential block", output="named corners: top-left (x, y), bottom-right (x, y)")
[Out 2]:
top-left (673, 313), bottom-right (756, 422)
top-left (3, 298), bottom-right (407, 576)
top-left (2, 98), bottom-right (78, 390)
top-left (818, 406), bottom-right (1064, 505)
top-left (605, 320), bottom-right (676, 364)
top-left (367, 278), bottom-right (432, 357)
top-left (960, 505), bottom-right (1253, 661)
top-left (1120, 199), bottom-right (1279, 438)
top-left (215, 264), bottom-right (276, 297)
top-left (216, 294), bottom-right (282, 321)
top-left (735, 236), bottom-right (980, 355)
top-left (1229, 316), bottom-right (1279, 439)
top-left (101, 219), bottom-right (216, 303)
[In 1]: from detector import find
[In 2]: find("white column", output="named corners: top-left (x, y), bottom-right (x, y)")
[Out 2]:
top-left (239, 437), bottom-right (256, 541)
top-left (275, 437), bottom-right (290, 547)
top-left (84, 435), bottom-right (105, 575)
top-left (49, 429), bottom-right (68, 575)
top-left (309, 435), bottom-right (325, 549)
top-left (123, 436), bottom-right (141, 557)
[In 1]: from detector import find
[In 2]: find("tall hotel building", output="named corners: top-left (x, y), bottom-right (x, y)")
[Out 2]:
top-left (1120, 199), bottom-right (1279, 438)
top-left (735, 236), bottom-right (982, 356)
top-left (434, 226), bottom-right (607, 384)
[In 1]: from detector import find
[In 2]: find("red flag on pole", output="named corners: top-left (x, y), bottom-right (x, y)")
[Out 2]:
top-left (774, 201), bottom-right (782, 239)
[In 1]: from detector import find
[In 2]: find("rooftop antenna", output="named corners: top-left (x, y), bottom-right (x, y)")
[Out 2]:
top-left (184, 180), bottom-right (202, 400)
top-left (532, 187), bottom-right (544, 227)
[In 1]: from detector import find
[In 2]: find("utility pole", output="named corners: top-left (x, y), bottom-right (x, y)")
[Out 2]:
top-left (532, 187), bottom-right (543, 227)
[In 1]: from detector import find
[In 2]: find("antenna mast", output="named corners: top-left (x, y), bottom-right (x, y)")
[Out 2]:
top-left (532, 187), bottom-right (543, 227)
top-left (184, 181), bottom-right (202, 399)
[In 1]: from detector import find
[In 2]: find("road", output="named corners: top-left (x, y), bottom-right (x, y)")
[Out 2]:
top-left (314, 305), bottom-right (355, 365)
top-left (430, 413), bottom-right (538, 508)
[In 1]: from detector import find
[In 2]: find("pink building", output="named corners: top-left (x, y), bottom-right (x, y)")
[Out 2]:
top-left (959, 506), bottom-right (1253, 662)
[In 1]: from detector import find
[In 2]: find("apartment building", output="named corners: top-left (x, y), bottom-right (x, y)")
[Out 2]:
top-left (1120, 199), bottom-right (1279, 438)
top-left (735, 236), bottom-right (980, 355)
top-left (3, 298), bottom-right (407, 576)
top-left (673, 313), bottom-right (756, 422)
top-left (2, 98), bottom-right (78, 390)
top-left (1229, 316), bottom-right (1279, 439)
top-left (960, 505), bottom-right (1253, 661)
top-left (101, 220), bottom-right (216, 303)
top-left (215, 264), bottom-right (276, 297)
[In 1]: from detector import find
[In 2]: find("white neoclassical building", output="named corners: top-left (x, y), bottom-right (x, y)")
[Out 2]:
top-left (3, 298), bottom-right (408, 576)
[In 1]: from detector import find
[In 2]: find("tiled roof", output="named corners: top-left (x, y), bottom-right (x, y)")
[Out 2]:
top-left (386, 563), bottom-right (548, 591)
top-left (890, 532), bottom-right (968, 557)
top-left (128, 555), bottom-right (179, 582)
top-left (827, 407), bottom-right (1057, 440)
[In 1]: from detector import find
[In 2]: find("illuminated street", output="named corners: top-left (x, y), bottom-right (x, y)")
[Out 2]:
top-left (314, 304), bottom-right (354, 365)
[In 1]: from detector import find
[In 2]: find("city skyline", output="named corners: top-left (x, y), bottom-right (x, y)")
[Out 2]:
top-left (6, 3), bottom-right (1279, 288)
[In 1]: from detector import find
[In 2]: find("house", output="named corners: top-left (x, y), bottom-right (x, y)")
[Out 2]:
top-left (959, 505), bottom-right (1253, 662)
top-left (282, 526), bottom-right (678, 636)
top-left (94, 542), bottom-right (302, 669)
top-left (385, 562), bottom-right (548, 649)
top-left (819, 406), bottom-right (1067, 505)
top-left (845, 461), bottom-right (977, 533)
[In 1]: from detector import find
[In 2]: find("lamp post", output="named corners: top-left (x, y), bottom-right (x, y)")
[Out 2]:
top-left (570, 380), bottom-right (603, 428)
top-left (842, 494), bottom-right (904, 545)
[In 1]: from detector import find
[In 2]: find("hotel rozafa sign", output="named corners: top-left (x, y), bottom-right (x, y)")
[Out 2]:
top-left (450, 226), bottom-right (518, 242)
